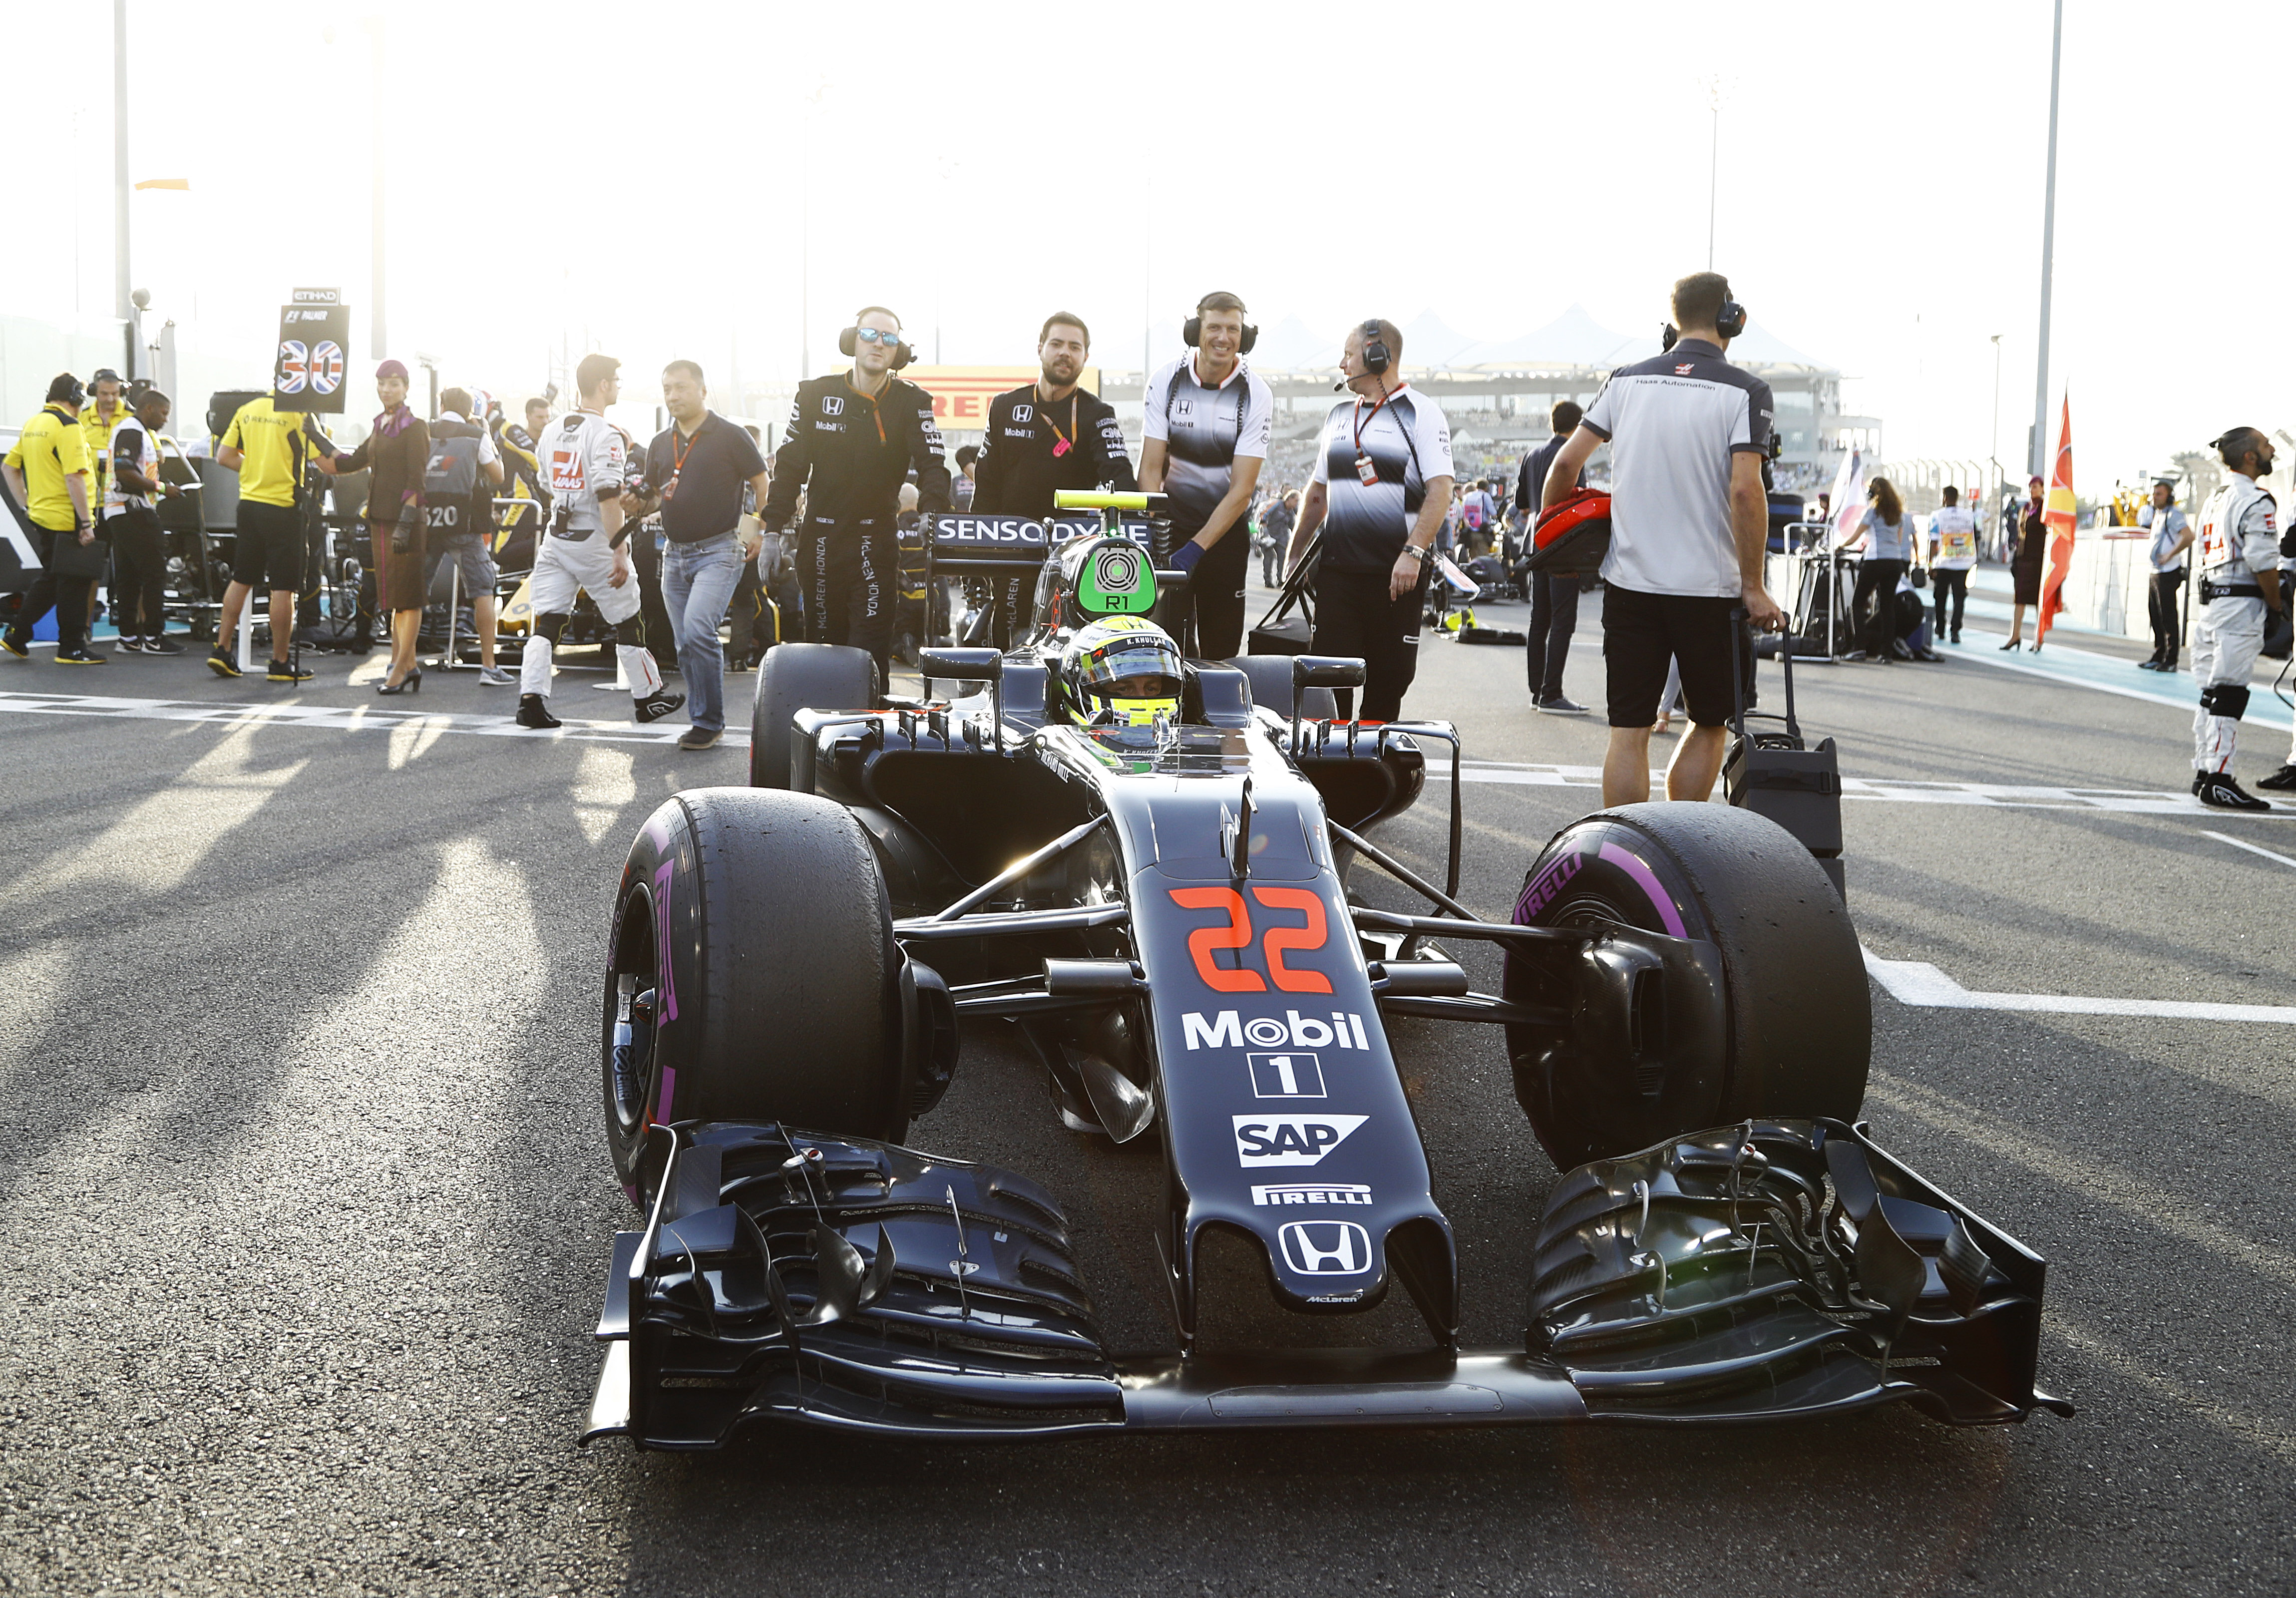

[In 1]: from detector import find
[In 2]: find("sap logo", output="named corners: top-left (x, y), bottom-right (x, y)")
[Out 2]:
top-left (1013, 404), bottom-right (1033, 423)
top-left (1278, 1220), bottom-right (1371, 1275)
top-left (1247, 1051), bottom-right (1325, 1099)
top-left (822, 397), bottom-right (845, 416)
top-left (1251, 1183), bottom-right (1372, 1207)
top-left (1181, 1010), bottom-right (1370, 1051)
top-left (1233, 1114), bottom-right (1367, 1168)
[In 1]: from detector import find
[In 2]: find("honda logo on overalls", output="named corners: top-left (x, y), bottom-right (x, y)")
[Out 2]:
top-left (1278, 1220), bottom-right (1370, 1275)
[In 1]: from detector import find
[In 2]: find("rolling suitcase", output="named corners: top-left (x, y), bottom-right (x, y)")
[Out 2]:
top-left (1723, 609), bottom-right (1845, 897)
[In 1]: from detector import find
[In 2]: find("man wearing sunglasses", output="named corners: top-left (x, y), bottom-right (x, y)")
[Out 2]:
top-left (764, 305), bottom-right (951, 692)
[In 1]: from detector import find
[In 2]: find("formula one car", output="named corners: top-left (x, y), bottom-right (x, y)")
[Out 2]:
top-left (582, 492), bottom-right (2068, 1448)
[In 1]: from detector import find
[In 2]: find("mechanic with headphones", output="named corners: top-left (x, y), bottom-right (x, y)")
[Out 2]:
top-left (764, 304), bottom-right (951, 690)
top-left (512, 352), bottom-right (684, 730)
top-left (1538, 272), bottom-right (1784, 807)
top-left (1282, 318), bottom-right (1454, 722)
top-left (972, 311), bottom-right (1138, 646)
top-left (1138, 291), bottom-right (1274, 658)
top-left (2188, 425), bottom-right (2285, 808)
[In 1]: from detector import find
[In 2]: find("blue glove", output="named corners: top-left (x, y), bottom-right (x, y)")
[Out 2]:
top-left (1170, 540), bottom-right (1203, 574)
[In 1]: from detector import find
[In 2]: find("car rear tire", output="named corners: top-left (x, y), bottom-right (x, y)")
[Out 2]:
top-left (1502, 802), bottom-right (1870, 1168)
top-left (604, 787), bottom-right (906, 1204)
top-left (750, 643), bottom-right (877, 790)
top-left (1226, 654), bottom-right (1339, 722)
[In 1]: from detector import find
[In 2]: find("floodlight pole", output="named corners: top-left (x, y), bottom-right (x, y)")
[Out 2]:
top-left (112, 0), bottom-right (131, 368)
top-left (2029, 0), bottom-right (2062, 478)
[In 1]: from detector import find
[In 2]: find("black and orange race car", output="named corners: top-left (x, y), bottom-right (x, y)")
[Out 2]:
top-left (581, 492), bottom-right (2068, 1448)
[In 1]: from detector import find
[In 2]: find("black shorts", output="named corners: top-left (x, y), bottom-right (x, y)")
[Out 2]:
top-left (1601, 584), bottom-right (1752, 729)
top-left (234, 499), bottom-right (307, 590)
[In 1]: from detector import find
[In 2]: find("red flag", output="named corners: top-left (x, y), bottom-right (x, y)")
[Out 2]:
top-left (2036, 394), bottom-right (2077, 645)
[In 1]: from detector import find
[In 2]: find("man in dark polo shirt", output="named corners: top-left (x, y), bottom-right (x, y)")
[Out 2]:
top-left (646, 360), bottom-right (768, 750)
top-left (1540, 272), bottom-right (1783, 806)
top-left (973, 310), bottom-right (1137, 644)
top-left (1515, 400), bottom-right (1589, 714)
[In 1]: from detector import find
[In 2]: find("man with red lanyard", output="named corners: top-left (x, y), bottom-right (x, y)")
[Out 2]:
top-left (1139, 291), bottom-right (1273, 658)
top-left (972, 311), bottom-right (1137, 644)
top-left (1282, 319), bottom-right (1454, 722)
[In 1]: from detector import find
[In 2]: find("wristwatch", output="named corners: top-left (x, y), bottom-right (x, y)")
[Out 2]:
top-left (1399, 543), bottom-right (1429, 563)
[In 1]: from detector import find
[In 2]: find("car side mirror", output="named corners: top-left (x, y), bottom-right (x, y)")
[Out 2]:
top-left (918, 648), bottom-right (1003, 684)
top-left (1292, 654), bottom-right (1367, 691)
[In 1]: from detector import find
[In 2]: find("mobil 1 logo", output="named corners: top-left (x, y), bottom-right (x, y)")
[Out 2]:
top-left (1247, 1051), bottom-right (1324, 1099)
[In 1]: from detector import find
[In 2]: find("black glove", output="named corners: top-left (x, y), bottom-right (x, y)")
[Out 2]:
top-left (391, 509), bottom-right (418, 555)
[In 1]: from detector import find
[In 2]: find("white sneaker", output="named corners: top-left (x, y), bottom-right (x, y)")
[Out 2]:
top-left (477, 665), bottom-right (516, 686)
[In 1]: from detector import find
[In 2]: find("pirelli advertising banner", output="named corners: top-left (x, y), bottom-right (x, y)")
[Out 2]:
top-left (931, 513), bottom-right (1155, 562)
top-left (273, 287), bottom-right (351, 414)
top-left (906, 365), bottom-right (1099, 434)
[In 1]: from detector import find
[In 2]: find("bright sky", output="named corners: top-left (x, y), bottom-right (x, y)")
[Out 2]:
top-left (4, 0), bottom-right (2285, 489)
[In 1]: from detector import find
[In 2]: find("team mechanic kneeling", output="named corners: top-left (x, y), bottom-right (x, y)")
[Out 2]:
top-left (1056, 616), bottom-right (1186, 736)
top-left (515, 353), bottom-right (683, 730)
top-left (2189, 425), bottom-right (2287, 810)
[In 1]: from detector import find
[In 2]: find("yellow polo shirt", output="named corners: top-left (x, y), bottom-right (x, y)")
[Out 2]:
top-left (81, 398), bottom-right (126, 498)
top-left (4, 405), bottom-right (92, 531)
top-left (221, 397), bottom-right (332, 509)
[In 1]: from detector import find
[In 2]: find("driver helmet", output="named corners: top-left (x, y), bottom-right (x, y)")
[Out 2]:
top-left (1060, 616), bottom-right (1184, 728)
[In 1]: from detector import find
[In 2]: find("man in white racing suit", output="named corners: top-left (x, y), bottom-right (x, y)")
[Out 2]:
top-left (514, 353), bottom-right (684, 730)
top-left (2189, 426), bottom-right (2286, 809)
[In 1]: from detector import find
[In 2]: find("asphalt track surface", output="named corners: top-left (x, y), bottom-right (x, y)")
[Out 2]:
top-left (3, 587), bottom-right (2293, 1597)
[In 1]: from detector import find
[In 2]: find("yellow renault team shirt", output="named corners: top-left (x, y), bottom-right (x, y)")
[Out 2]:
top-left (81, 398), bottom-right (126, 501)
top-left (222, 397), bottom-right (332, 509)
top-left (4, 405), bottom-right (92, 531)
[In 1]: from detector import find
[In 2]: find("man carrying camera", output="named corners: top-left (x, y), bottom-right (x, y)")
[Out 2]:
top-left (1282, 319), bottom-right (1453, 722)
top-left (1139, 291), bottom-right (1272, 659)
top-left (972, 311), bottom-right (1137, 645)
top-left (2189, 426), bottom-right (2285, 808)
top-left (514, 353), bottom-right (683, 729)
top-left (765, 305), bottom-right (950, 691)
top-left (1539, 272), bottom-right (1783, 807)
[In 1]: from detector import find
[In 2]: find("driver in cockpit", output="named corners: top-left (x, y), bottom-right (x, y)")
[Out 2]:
top-left (1057, 616), bottom-right (1186, 733)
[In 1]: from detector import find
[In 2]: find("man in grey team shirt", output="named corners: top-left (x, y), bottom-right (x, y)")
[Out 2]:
top-left (1541, 272), bottom-right (1784, 807)
top-left (1139, 291), bottom-right (1273, 658)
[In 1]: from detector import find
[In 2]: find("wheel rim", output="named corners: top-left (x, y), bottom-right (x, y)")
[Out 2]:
top-left (607, 888), bottom-right (661, 1136)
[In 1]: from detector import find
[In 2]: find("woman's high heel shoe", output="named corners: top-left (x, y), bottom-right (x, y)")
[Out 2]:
top-left (1998, 638), bottom-right (2022, 651)
top-left (379, 666), bottom-right (423, 696)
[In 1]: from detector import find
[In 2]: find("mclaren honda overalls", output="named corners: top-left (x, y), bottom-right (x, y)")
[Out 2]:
top-left (518, 408), bottom-right (667, 709)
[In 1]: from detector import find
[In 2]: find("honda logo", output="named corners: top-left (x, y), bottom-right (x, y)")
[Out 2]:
top-left (1278, 1220), bottom-right (1371, 1275)
top-left (1013, 403), bottom-right (1033, 423)
top-left (822, 397), bottom-right (845, 416)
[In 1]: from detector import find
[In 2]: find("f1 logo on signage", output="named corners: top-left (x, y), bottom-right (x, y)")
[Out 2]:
top-left (1233, 1114), bottom-right (1366, 1168)
top-left (1247, 1051), bottom-right (1324, 1098)
top-left (1278, 1220), bottom-right (1371, 1275)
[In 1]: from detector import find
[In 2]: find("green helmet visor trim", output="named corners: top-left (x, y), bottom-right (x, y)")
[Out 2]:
top-left (1103, 695), bottom-right (1181, 727)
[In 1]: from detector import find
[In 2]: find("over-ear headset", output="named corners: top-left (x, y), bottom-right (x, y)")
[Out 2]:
top-left (1182, 295), bottom-right (1258, 355)
top-left (1660, 284), bottom-right (1747, 352)
top-left (1359, 319), bottom-right (1392, 376)
top-left (839, 316), bottom-right (913, 370)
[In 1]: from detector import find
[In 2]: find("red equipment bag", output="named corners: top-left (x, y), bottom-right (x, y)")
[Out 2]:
top-left (1528, 487), bottom-right (1612, 577)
